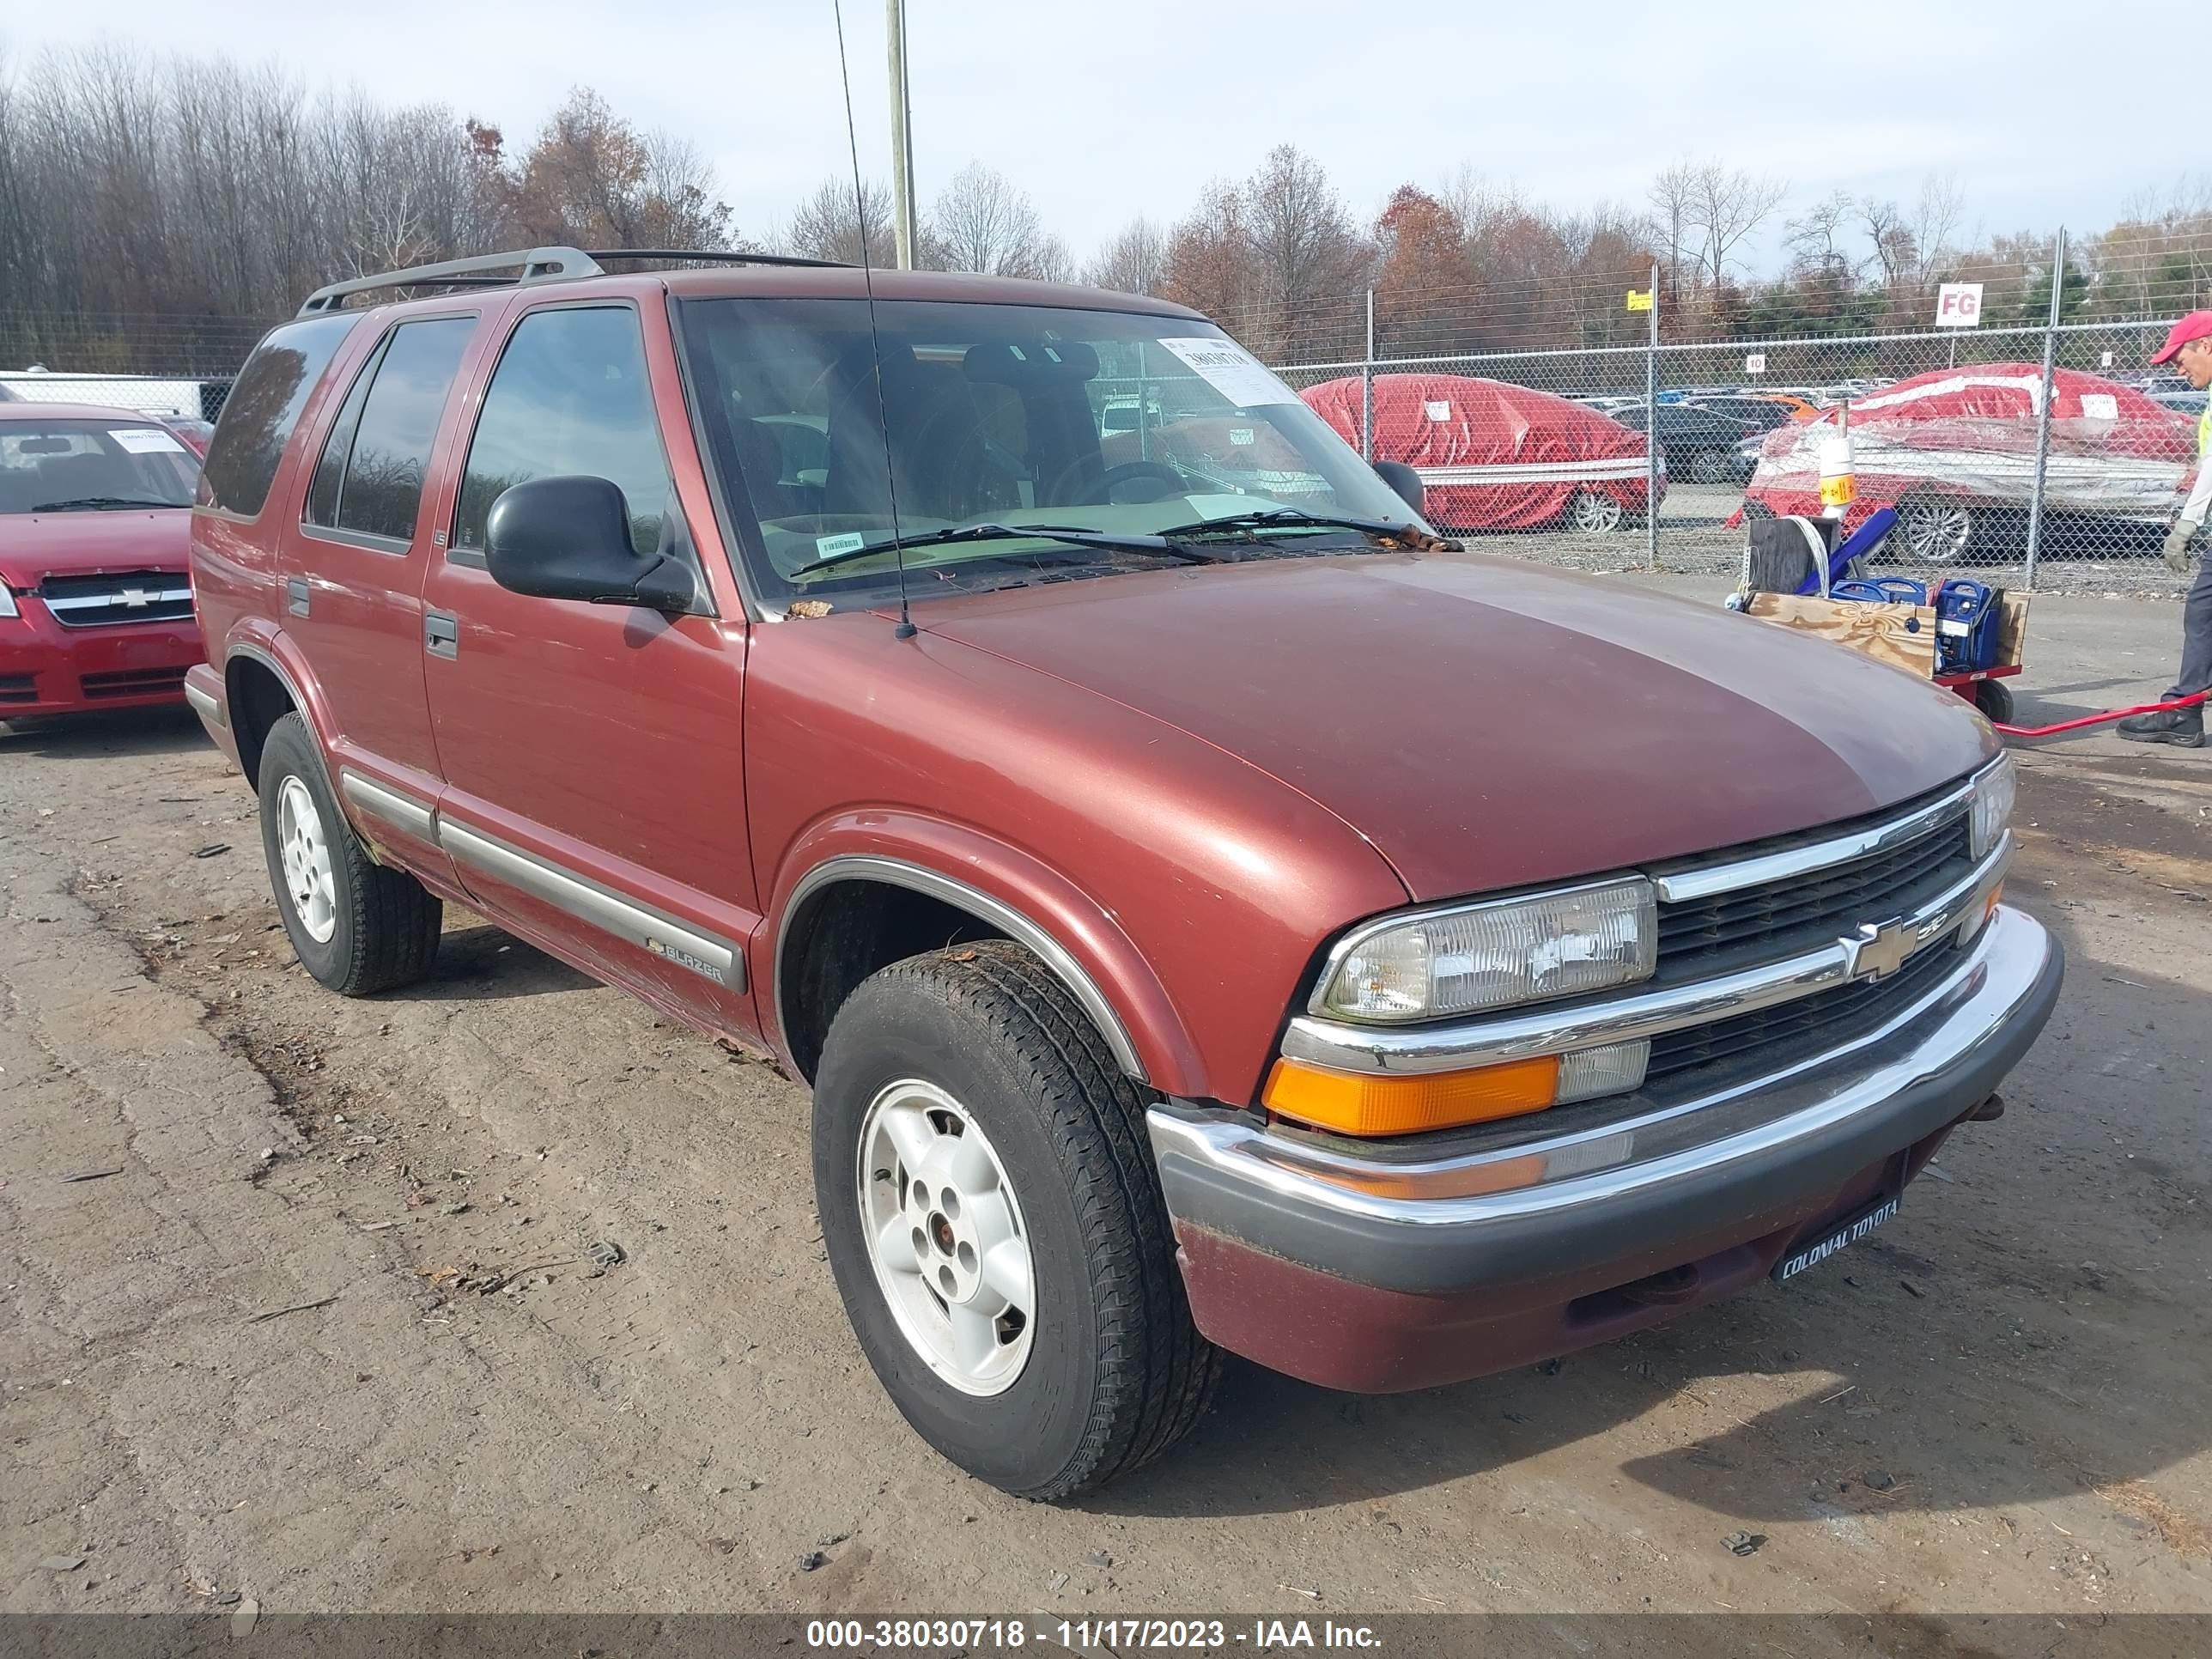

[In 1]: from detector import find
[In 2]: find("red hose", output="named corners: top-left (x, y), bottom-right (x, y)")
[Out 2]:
top-left (1995, 688), bottom-right (2212, 739)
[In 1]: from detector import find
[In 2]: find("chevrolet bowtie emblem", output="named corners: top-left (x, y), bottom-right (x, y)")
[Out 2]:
top-left (119, 587), bottom-right (150, 607)
top-left (1839, 921), bottom-right (1916, 981)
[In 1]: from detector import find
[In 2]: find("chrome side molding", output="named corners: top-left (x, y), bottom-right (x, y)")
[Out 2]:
top-left (183, 680), bottom-right (225, 728)
top-left (438, 817), bottom-right (744, 992)
top-left (338, 769), bottom-right (435, 842)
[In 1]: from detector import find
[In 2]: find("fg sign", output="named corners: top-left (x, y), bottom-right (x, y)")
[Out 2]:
top-left (1935, 283), bottom-right (1984, 327)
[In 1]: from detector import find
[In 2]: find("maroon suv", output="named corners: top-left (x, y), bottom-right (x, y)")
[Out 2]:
top-left (3, 401), bottom-right (203, 718)
top-left (185, 248), bottom-right (2061, 1499)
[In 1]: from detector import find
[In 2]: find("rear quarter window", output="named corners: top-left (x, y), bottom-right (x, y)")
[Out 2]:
top-left (198, 314), bottom-right (359, 518)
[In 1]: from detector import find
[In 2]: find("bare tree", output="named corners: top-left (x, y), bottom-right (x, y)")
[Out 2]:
top-left (930, 161), bottom-right (1060, 277)
top-left (1082, 216), bottom-right (1168, 295)
top-left (1647, 160), bottom-right (1698, 297)
top-left (1785, 190), bottom-right (1856, 277)
top-left (783, 175), bottom-right (895, 266)
top-left (1684, 160), bottom-right (1786, 287)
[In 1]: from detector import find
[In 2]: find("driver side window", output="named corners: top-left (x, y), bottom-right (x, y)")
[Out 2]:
top-left (453, 306), bottom-right (673, 560)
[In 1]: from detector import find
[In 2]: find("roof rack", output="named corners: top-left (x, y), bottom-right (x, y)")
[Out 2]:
top-left (296, 246), bottom-right (854, 317)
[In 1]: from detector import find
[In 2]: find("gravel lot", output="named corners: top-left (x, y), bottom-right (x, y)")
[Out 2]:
top-left (3, 585), bottom-right (2208, 1631)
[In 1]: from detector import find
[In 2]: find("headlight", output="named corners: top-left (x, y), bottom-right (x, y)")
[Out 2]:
top-left (1316, 878), bottom-right (1657, 1024)
top-left (1970, 755), bottom-right (2015, 860)
top-left (0, 586), bottom-right (17, 619)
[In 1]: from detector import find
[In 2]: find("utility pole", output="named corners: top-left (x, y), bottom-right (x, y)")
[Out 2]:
top-left (1645, 259), bottom-right (1660, 571)
top-left (886, 0), bottom-right (918, 270)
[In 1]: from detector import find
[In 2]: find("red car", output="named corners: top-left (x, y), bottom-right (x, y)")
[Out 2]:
top-left (2, 401), bottom-right (204, 720)
top-left (1302, 372), bottom-right (1662, 533)
top-left (187, 249), bottom-right (2058, 1498)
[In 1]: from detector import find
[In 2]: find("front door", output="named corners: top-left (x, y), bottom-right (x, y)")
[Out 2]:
top-left (418, 299), bottom-right (759, 1036)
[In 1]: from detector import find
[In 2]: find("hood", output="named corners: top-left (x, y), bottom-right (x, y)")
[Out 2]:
top-left (917, 553), bottom-right (1994, 902)
top-left (0, 507), bottom-right (191, 587)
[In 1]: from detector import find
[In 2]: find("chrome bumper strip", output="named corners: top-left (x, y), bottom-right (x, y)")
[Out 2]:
top-left (1151, 903), bottom-right (2056, 1237)
top-left (182, 681), bottom-right (224, 727)
top-left (1282, 836), bottom-right (2010, 1077)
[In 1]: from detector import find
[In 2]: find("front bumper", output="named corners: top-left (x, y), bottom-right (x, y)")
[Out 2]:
top-left (1149, 903), bottom-right (2062, 1390)
top-left (0, 596), bottom-right (202, 718)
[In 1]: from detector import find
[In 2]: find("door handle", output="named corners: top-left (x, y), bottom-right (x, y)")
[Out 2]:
top-left (286, 577), bottom-right (310, 618)
top-left (424, 610), bottom-right (459, 659)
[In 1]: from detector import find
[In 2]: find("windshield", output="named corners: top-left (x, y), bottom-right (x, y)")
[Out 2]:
top-left (0, 418), bottom-right (200, 514)
top-left (672, 297), bottom-right (1428, 606)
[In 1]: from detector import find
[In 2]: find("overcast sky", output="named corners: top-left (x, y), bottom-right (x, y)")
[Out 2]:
top-left (0, 0), bottom-right (2193, 273)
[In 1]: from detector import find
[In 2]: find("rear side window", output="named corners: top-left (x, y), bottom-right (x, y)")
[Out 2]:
top-left (198, 314), bottom-right (357, 518)
top-left (453, 307), bottom-right (672, 558)
top-left (303, 316), bottom-right (474, 543)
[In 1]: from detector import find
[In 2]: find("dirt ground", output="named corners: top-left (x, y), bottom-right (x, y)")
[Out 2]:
top-left (3, 590), bottom-right (2208, 1626)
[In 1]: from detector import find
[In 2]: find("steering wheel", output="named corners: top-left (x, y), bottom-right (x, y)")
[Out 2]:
top-left (1076, 461), bottom-right (1188, 506)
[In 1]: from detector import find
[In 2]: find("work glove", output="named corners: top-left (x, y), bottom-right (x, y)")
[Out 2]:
top-left (2167, 520), bottom-right (2201, 578)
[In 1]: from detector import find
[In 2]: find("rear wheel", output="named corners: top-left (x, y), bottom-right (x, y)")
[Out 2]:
top-left (257, 712), bottom-right (441, 995)
top-left (812, 940), bottom-right (1219, 1499)
top-left (1688, 447), bottom-right (1729, 484)
top-left (1895, 495), bottom-right (1978, 565)
top-left (1972, 678), bottom-right (2014, 724)
top-left (1566, 490), bottom-right (1625, 534)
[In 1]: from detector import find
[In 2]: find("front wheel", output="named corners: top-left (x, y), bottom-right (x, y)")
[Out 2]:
top-left (1688, 447), bottom-right (1729, 484)
top-left (812, 941), bottom-right (1219, 1499)
top-left (1972, 678), bottom-right (2015, 724)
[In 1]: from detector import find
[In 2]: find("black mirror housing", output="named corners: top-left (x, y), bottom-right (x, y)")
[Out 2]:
top-left (1372, 459), bottom-right (1425, 515)
top-left (485, 476), bottom-right (700, 612)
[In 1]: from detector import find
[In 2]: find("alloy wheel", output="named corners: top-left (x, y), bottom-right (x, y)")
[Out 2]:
top-left (275, 775), bottom-right (337, 945)
top-left (856, 1079), bottom-right (1035, 1397)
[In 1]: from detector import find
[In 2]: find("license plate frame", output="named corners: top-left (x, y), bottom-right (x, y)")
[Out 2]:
top-left (1772, 1192), bottom-right (1900, 1284)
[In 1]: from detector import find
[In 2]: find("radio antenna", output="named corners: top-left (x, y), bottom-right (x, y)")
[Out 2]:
top-left (830, 0), bottom-right (915, 639)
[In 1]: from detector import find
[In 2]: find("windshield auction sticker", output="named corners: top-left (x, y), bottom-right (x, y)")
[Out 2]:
top-left (1154, 337), bottom-right (1298, 407)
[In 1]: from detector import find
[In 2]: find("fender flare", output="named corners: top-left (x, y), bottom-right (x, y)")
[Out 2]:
top-left (766, 819), bottom-right (1207, 1097)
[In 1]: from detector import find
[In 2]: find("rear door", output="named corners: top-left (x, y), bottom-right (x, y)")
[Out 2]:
top-left (283, 310), bottom-right (485, 864)
top-left (417, 298), bottom-right (760, 1037)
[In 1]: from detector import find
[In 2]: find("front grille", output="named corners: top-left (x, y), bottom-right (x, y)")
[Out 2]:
top-left (1656, 811), bottom-right (1972, 981)
top-left (1648, 928), bottom-right (1962, 1083)
top-left (37, 571), bottom-right (195, 629)
top-left (80, 666), bottom-right (188, 700)
top-left (0, 673), bottom-right (35, 705)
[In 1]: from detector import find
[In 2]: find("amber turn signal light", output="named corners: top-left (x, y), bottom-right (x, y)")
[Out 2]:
top-left (1261, 1054), bottom-right (1559, 1137)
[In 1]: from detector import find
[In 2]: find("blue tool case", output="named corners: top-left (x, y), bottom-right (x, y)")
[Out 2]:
top-left (1932, 579), bottom-right (2004, 674)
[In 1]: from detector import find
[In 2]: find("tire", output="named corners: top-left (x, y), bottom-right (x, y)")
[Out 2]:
top-left (1688, 447), bottom-right (1728, 485)
top-left (1972, 678), bottom-right (2014, 724)
top-left (257, 711), bottom-right (441, 995)
top-left (1566, 490), bottom-right (1625, 534)
top-left (812, 940), bottom-right (1219, 1500)
top-left (1894, 495), bottom-right (1978, 566)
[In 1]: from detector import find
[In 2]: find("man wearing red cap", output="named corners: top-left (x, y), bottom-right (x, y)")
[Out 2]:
top-left (2120, 309), bottom-right (2212, 746)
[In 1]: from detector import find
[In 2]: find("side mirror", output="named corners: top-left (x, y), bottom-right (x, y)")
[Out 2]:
top-left (1373, 459), bottom-right (1425, 514)
top-left (485, 476), bottom-right (701, 612)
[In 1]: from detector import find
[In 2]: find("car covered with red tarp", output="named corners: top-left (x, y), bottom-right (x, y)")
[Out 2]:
top-left (1737, 364), bottom-right (2196, 563)
top-left (1301, 373), bottom-right (1661, 533)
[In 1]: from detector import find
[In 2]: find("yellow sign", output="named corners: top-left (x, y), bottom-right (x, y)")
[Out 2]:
top-left (1819, 474), bottom-right (1856, 508)
top-left (1626, 289), bottom-right (1653, 312)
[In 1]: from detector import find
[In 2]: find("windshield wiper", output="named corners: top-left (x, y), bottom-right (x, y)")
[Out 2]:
top-left (799, 522), bottom-right (1226, 574)
top-left (1152, 507), bottom-right (1458, 549)
top-left (29, 495), bottom-right (180, 512)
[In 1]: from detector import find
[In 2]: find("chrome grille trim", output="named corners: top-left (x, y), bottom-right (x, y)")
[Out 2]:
top-left (1283, 836), bottom-right (2009, 1076)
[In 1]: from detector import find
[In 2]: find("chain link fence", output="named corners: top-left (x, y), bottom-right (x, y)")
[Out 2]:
top-left (1271, 314), bottom-right (2197, 592)
top-left (3, 282), bottom-right (2203, 594)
